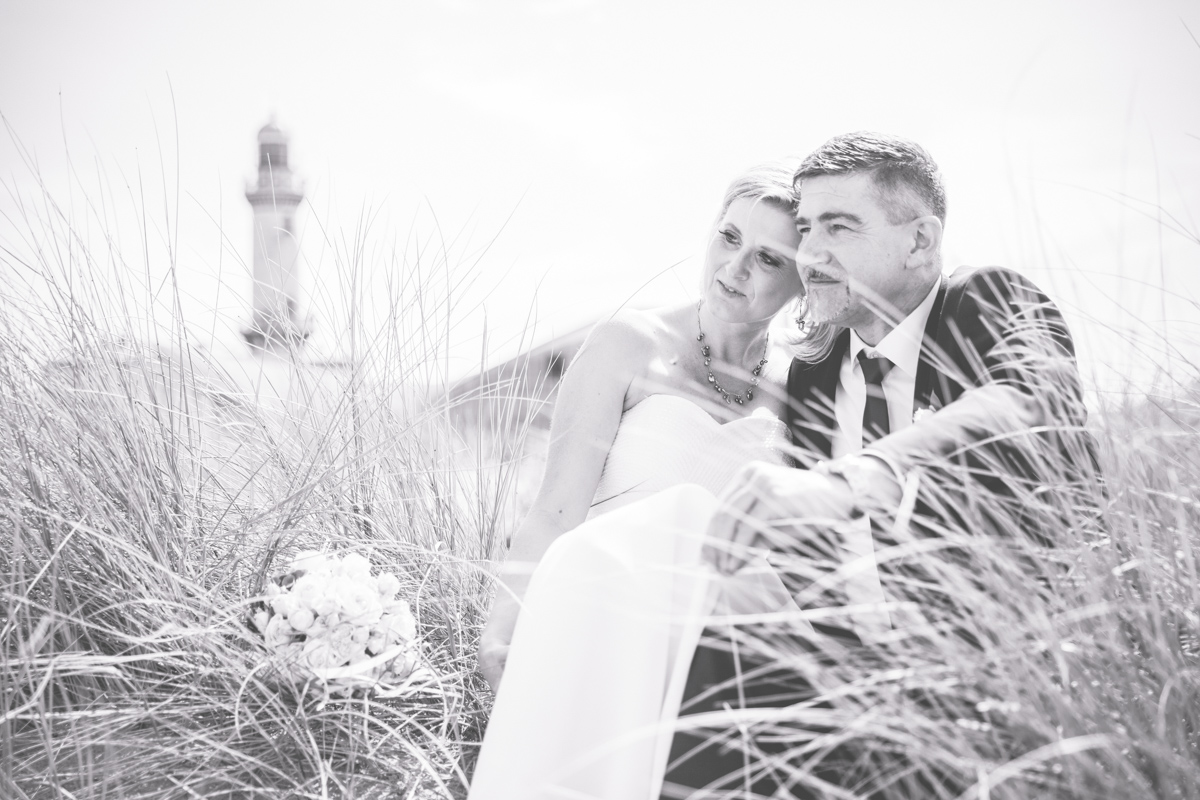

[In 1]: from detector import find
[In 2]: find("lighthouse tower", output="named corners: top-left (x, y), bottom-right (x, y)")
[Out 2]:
top-left (243, 120), bottom-right (309, 349)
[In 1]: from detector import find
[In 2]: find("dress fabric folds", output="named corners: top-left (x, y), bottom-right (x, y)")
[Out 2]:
top-left (468, 395), bottom-right (793, 799)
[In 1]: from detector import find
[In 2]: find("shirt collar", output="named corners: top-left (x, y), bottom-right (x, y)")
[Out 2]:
top-left (847, 278), bottom-right (942, 377)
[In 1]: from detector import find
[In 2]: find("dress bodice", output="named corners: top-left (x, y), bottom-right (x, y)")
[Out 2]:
top-left (588, 394), bottom-right (790, 519)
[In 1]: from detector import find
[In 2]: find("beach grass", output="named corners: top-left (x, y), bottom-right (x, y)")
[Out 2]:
top-left (684, 363), bottom-right (1200, 798)
top-left (0, 159), bottom-right (553, 796)
top-left (2, 144), bottom-right (1199, 800)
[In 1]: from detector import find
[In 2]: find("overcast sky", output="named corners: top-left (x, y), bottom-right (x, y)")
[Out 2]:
top-left (2, 0), bottom-right (1198, 395)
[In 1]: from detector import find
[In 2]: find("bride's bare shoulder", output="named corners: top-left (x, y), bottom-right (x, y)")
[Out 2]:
top-left (578, 305), bottom-right (689, 360)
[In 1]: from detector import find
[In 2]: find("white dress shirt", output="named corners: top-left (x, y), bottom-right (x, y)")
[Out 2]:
top-left (827, 279), bottom-right (941, 634)
top-left (830, 280), bottom-right (942, 458)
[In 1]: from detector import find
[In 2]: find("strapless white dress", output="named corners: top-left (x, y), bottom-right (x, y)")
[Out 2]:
top-left (468, 394), bottom-right (794, 800)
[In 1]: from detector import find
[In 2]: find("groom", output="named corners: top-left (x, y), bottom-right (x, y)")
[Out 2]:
top-left (661, 132), bottom-right (1101, 797)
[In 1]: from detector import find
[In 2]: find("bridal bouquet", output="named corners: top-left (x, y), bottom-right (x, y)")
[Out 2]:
top-left (251, 550), bottom-right (420, 693)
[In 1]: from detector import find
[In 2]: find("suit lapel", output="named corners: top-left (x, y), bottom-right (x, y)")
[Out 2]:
top-left (913, 275), bottom-right (949, 413)
top-left (787, 329), bottom-right (850, 463)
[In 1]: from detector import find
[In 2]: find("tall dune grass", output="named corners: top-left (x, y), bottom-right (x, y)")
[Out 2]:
top-left (4, 133), bottom-right (1200, 799)
top-left (669, 360), bottom-right (1200, 797)
top-left (0, 157), bottom-right (549, 797)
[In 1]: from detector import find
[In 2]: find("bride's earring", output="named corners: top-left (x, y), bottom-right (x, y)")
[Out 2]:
top-left (794, 296), bottom-right (812, 334)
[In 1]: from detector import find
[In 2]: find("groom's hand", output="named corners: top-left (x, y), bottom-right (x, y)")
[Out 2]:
top-left (703, 461), bottom-right (858, 575)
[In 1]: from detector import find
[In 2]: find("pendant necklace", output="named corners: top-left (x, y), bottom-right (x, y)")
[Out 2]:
top-left (695, 300), bottom-right (767, 405)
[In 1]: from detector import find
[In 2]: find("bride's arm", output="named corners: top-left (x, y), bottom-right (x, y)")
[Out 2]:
top-left (478, 317), bottom-right (643, 692)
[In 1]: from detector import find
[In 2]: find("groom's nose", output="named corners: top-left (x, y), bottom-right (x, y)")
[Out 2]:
top-left (794, 231), bottom-right (825, 267)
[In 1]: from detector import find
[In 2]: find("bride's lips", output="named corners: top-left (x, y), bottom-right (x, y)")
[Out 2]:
top-left (716, 279), bottom-right (744, 297)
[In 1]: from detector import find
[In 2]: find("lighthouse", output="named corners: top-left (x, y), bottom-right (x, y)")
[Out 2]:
top-left (243, 120), bottom-right (309, 349)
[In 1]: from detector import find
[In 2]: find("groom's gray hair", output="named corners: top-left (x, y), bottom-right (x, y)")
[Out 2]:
top-left (795, 132), bottom-right (947, 225)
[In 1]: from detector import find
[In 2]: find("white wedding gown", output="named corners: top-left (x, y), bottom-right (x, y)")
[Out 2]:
top-left (468, 394), bottom-right (794, 800)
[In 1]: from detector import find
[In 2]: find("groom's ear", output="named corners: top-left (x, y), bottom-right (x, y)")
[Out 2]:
top-left (905, 216), bottom-right (943, 271)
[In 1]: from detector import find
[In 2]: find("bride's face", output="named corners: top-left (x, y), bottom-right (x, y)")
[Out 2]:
top-left (703, 196), bottom-right (804, 322)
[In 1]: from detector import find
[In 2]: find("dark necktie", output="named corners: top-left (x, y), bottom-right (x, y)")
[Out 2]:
top-left (858, 351), bottom-right (893, 445)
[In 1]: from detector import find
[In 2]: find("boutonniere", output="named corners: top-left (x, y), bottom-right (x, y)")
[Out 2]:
top-left (912, 406), bottom-right (934, 424)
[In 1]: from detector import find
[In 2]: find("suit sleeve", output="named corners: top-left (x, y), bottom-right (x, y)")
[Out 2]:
top-left (866, 267), bottom-right (1101, 541)
top-left (950, 267), bottom-right (1086, 425)
top-left (873, 267), bottom-right (1086, 462)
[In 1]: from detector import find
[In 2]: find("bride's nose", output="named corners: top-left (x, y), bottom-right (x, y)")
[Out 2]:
top-left (724, 248), bottom-right (753, 280)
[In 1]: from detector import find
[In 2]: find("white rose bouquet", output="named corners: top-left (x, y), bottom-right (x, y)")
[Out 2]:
top-left (251, 550), bottom-right (420, 693)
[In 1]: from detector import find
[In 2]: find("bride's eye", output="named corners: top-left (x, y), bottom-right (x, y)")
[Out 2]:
top-left (758, 252), bottom-right (781, 268)
top-left (719, 229), bottom-right (740, 245)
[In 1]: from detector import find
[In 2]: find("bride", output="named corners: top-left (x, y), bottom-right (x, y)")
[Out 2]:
top-left (470, 161), bottom-right (826, 799)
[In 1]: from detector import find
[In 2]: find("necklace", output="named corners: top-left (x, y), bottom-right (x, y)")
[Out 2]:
top-left (695, 300), bottom-right (768, 405)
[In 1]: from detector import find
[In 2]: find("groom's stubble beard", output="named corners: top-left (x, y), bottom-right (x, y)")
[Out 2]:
top-left (804, 279), bottom-right (853, 327)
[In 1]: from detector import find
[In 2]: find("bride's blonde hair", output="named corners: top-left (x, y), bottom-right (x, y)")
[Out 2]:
top-left (713, 162), bottom-right (841, 364)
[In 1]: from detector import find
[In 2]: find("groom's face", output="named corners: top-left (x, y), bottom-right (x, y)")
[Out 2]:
top-left (794, 172), bottom-right (916, 330)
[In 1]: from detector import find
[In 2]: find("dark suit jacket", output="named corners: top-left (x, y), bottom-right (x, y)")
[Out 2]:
top-left (786, 264), bottom-right (1083, 462)
top-left (786, 264), bottom-right (1100, 543)
top-left (661, 265), bottom-right (1103, 797)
